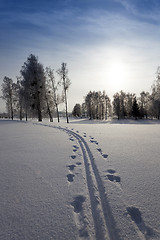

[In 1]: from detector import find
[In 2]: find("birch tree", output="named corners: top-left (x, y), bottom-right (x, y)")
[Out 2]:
top-left (46, 67), bottom-right (61, 122)
top-left (57, 63), bottom-right (71, 123)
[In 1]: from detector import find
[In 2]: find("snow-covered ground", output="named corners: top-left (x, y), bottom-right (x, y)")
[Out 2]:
top-left (0, 118), bottom-right (160, 240)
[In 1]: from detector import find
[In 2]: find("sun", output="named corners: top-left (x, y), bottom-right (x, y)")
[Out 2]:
top-left (106, 59), bottom-right (129, 92)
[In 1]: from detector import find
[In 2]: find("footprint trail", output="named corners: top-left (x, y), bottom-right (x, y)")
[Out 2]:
top-left (33, 122), bottom-right (145, 240)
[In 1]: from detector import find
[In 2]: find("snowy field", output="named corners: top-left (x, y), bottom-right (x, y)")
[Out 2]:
top-left (0, 118), bottom-right (160, 240)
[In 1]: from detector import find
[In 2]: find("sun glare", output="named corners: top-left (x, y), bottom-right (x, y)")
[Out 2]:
top-left (106, 59), bottom-right (129, 92)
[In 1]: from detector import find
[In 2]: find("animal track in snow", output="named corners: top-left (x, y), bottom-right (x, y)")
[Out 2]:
top-left (89, 136), bottom-right (99, 145)
top-left (127, 207), bottom-right (142, 224)
top-left (107, 169), bottom-right (116, 174)
top-left (76, 162), bottom-right (82, 166)
top-left (73, 145), bottom-right (79, 152)
top-left (89, 135), bottom-right (109, 159)
top-left (67, 174), bottom-right (75, 182)
top-left (67, 164), bottom-right (76, 171)
top-left (71, 195), bottom-right (86, 213)
top-left (126, 206), bottom-right (155, 238)
top-left (97, 148), bottom-right (108, 159)
top-left (90, 139), bottom-right (98, 145)
top-left (69, 137), bottom-right (74, 141)
top-left (97, 148), bottom-right (102, 153)
top-left (73, 149), bottom-right (77, 152)
top-left (102, 154), bottom-right (108, 159)
top-left (73, 145), bottom-right (79, 149)
top-left (104, 169), bottom-right (120, 182)
top-left (105, 170), bottom-right (121, 183)
top-left (107, 175), bottom-right (120, 182)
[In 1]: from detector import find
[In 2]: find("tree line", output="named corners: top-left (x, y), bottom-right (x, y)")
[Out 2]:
top-left (1, 54), bottom-right (71, 122)
top-left (2, 54), bottom-right (160, 121)
top-left (72, 67), bottom-right (160, 120)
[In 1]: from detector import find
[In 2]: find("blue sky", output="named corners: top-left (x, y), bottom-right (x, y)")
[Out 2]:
top-left (1, 0), bottom-right (160, 112)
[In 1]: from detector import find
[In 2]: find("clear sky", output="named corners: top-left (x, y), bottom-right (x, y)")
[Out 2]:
top-left (1, 0), bottom-right (160, 112)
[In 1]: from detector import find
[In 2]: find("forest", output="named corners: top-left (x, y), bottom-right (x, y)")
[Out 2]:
top-left (1, 54), bottom-right (160, 121)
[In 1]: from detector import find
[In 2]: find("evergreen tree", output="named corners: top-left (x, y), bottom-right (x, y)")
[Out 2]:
top-left (21, 54), bottom-right (46, 121)
top-left (72, 104), bottom-right (82, 117)
top-left (132, 97), bottom-right (140, 119)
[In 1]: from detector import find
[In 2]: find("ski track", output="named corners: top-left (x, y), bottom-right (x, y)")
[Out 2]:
top-left (33, 122), bottom-right (120, 240)
top-left (67, 131), bottom-right (118, 239)
top-left (33, 122), bottom-right (153, 240)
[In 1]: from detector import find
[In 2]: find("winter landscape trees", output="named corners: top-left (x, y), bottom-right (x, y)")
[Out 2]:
top-left (1, 54), bottom-right (160, 121)
top-left (71, 66), bottom-right (160, 120)
top-left (1, 54), bottom-right (71, 122)
top-left (72, 85), bottom-right (160, 120)
top-left (83, 91), bottom-right (111, 120)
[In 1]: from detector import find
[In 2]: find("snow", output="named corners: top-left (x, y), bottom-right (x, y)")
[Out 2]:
top-left (0, 118), bottom-right (160, 239)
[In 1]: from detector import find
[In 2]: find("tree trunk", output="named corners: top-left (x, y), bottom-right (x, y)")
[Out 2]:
top-left (11, 102), bottom-right (13, 120)
top-left (19, 105), bottom-right (22, 120)
top-left (63, 83), bottom-right (69, 123)
top-left (36, 90), bottom-right (42, 122)
top-left (55, 103), bottom-right (60, 123)
top-left (47, 99), bottom-right (53, 122)
top-left (65, 93), bottom-right (69, 123)
top-left (37, 103), bottom-right (42, 121)
top-left (25, 110), bottom-right (28, 121)
top-left (45, 92), bottom-right (53, 122)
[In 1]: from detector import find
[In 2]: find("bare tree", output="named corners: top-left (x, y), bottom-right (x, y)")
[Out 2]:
top-left (44, 82), bottom-right (53, 122)
top-left (12, 77), bottom-right (23, 120)
top-left (57, 63), bottom-right (71, 123)
top-left (150, 67), bottom-right (160, 119)
top-left (113, 91), bottom-right (127, 119)
top-left (46, 67), bottom-right (61, 122)
top-left (1, 76), bottom-right (14, 120)
top-left (138, 91), bottom-right (151, 118)
top-left (84, 91), bottom-right (111, 120)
